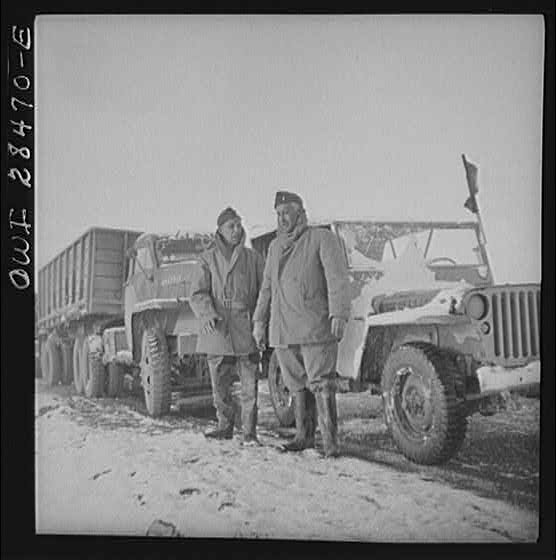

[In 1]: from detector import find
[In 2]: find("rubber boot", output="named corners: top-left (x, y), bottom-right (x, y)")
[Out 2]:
top-left (315, 388), bottom-right (340, 458)
top-left (204, 423), bottom-right (234, 440)
top-left (281, 389), bottom-right (316, 452)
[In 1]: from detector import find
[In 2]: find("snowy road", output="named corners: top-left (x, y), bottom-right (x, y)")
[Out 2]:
top-left (35, 379), bottom-right (539, 541)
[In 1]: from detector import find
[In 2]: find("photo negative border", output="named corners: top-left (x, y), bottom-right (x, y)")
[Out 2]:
top-left (1, 3), bottom-right (554, 559)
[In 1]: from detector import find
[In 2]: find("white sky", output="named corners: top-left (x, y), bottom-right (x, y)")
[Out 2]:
top-left (35, 15), bottom-right (544, 283)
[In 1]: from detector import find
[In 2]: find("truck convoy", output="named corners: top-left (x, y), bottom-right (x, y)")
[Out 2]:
top-left (36, 158), bottom-right (541, 465)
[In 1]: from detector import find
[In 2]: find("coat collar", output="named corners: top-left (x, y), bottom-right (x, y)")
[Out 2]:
top-left (215, 229), bottom-right (246, 276)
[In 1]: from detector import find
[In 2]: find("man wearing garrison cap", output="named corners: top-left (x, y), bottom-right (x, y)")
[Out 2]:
top-left (190, 207), bottom-right (265, 445)
top-left (253, 191), bottom-right (350, 458)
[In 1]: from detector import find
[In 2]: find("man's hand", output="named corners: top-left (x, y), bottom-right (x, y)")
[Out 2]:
top-left (201, 317), bottom-right (219, 335)
top-left (252, 321), bottom-right (267, 350)
top-left (331, 317), bottom-right (347, 340)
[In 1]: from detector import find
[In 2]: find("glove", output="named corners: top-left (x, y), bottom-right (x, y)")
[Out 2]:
top-left (252, 321), bottom-right (267, 350)
top-left (331, 317), bottom-right (347, 340)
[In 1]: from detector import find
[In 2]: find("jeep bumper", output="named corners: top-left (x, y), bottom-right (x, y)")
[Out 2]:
top-left (475, 360), bottom-right (540, 395)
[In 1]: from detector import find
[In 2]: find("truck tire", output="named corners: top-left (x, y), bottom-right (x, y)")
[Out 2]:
top-left (43, 336), bottom-right (62, 387)
top-left (140, 327), bottom-right (171, 417)
top-left (60, 344), bottom-right (73, 385)
top-left (83, 336), bottom-right (105, 398)
top-left (107, 362), bottom-right (124, 398)
top-left (73, 338), bottom-right (84, 394)
top-left (381, 343), bottom-right (467, 465)
top-left (268, 351), bottom-right (295, 427)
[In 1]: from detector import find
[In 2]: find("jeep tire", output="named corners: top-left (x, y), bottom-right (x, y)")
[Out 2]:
top-left (268, 351), bottom-right (295, 427)
top-left (381, 343), bottom-right (467, 465)
top-left (140, 327), bottom-right (171, 417)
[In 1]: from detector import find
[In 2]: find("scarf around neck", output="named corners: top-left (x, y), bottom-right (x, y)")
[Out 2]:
top-left (276, 210), bottom-right (308, 255)
top-left (215, 228), bottom-right (245, 262)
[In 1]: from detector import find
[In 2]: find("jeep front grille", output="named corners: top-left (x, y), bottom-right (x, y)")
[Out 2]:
top-left (488, 286), bottom-right (540, 363)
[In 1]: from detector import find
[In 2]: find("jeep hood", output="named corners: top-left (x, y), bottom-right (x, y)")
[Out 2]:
top-left (349, 237), bottom-right (474, 320)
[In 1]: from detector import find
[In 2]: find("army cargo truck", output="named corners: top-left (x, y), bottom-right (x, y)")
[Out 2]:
top-left (37, 227), bottom-right (216, 417)
top-left (37, 228), bottom-right (142, 392)
top-left (251, 159), bottom-right (541, 465)
top-left (117, 231), bottom-right (215, 416)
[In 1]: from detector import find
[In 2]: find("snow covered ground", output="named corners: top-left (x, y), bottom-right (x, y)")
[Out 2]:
top-left (35, 380), bottom-right (539, 542)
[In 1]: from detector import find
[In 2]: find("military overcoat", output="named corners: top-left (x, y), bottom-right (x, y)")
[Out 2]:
top-left (253, 227), bottom-right (350, 347)
top-left (190, 231), bottom-right (264, 355)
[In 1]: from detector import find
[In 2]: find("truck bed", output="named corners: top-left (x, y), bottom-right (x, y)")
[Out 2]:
top-left (37, 227), bottom-right (142, 331)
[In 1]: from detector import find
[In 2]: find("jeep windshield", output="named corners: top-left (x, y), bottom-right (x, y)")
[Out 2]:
top-left (336, 221), bottom-right (491, 285)
top-left (155, 234), bottom-right (215, 265)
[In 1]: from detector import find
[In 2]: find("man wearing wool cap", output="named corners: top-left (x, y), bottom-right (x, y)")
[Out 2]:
top-left (253, 191), bottom-right (350, 457)
top-left (190, 206), bottom-right (265, 445)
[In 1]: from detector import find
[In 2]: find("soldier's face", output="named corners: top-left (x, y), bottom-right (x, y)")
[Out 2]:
top-left (219, 218), bottom-right (243, 246)
top-left (276, 203), bottom-right (300, 234)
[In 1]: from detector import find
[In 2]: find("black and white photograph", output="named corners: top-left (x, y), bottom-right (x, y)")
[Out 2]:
top-left (3, 11), bottom-right (553, 548)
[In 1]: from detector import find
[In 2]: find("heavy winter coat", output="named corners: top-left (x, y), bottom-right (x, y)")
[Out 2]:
top-left (190, 230), bottom-right (264, 355)
top-left (253, 227), bottom-right (350, 346)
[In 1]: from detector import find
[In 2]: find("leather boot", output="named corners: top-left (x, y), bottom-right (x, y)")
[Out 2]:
top-left (281, 389), bottom-right (316, 452)
top-left (204, 423), bottom-right (234, 440)
top-left (315, 388), bottom-right (340, 458)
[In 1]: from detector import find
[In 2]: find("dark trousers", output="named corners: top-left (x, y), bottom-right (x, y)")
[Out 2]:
top-left (206, 354), bottom-right (258, 437)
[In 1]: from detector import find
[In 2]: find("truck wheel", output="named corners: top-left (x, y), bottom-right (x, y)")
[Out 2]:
top-left (82, 336), bottom-right (105, 398)
top-left (381, 344), bottom-right (467, 465)
top-left (268, 351), bottom-right (295, 427)
top-left (60, 344), bottom-right (73, 385)
top-left (43, 336), bottom-right (62, 387)
top-left (73, 338), bottom-right (84, 394)
top-left (140, 327), bottom-right (171, 417)
top-left (107, 362), bottom-right (124, 398)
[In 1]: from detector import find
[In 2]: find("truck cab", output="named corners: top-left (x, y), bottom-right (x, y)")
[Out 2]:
top-left (116, 232), bottom-right (215, 415)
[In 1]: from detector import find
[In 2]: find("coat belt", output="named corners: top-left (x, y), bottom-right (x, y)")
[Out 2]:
top-left (218, 298), bottom-right (248, 311)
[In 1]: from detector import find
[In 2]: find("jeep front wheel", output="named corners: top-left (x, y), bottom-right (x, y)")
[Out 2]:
top-left (140, 327), bottom-right (171, 417)
top-left (268, 351), bottom-right (295, 427)
top-left (381, 343), bottom-right (467, 465)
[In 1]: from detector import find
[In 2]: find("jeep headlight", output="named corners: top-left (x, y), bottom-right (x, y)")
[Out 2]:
top-left (466, 293), bottom-right (489, 320)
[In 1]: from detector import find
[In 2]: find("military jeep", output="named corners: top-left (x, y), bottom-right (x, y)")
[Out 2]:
top-left (251, 210), bottom-right (541, 465)
top-left (100, 231), bottom-right (215, 416)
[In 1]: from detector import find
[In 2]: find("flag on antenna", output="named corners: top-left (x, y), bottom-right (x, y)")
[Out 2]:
top-left (462, 154), bottom-right (479, 214)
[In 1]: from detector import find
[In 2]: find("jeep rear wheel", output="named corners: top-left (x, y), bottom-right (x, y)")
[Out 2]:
top-left (381, 343), bottom-right (467, 465)
top-left (140, 327), bottom-right (171, 417)
top-left (268, 351), bottom-right (295, 427)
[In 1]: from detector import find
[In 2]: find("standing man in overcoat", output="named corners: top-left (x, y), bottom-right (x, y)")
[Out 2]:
top-left (252, 192), bottom-right (350, 457)
top-left (190, 207), bottom-right (265, 446)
